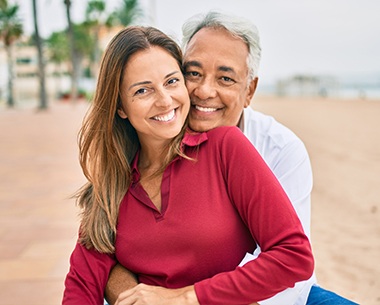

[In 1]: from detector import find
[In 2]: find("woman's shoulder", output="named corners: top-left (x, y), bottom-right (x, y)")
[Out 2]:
top-left (206, 126), bottom-right (246, 141)
top-left (207, 125), bottom-right (241, 135)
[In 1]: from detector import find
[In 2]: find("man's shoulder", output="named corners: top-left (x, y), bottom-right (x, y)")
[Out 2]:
top-left (243, 107), bottom-right (302, 147)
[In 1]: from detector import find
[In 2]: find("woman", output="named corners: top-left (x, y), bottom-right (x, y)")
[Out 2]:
top-left (62, 26), bottom-right (313, 305)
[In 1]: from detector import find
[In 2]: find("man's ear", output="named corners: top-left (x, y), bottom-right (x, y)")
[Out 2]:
top-left (117, 108), bottom-right (127, 119)
top-left (245, 77), bottom-right (259, 107)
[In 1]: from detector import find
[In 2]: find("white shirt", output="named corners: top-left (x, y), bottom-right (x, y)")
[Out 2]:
top-left (241, 107), bottom-right (316, 305)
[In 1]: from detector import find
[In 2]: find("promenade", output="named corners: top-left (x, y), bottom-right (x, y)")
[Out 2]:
top-left (0, 96), bottom-right (379, 304)
top-left (0, 101), bottom-right (88, 304)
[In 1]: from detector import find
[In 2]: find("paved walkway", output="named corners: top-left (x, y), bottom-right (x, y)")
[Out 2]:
top-left (0, 101), bottom-right (89, 305)
top-left (1, 97), bottom-right (378, 304)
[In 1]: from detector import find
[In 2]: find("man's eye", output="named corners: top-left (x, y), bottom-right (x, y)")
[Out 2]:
top-left (185, 71), bottom-right (200, 77)
top-left (222, 76), bottom-right (234, 82)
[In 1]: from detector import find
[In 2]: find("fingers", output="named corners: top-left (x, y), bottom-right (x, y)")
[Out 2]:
top-left (115, 284), bottom-right (148, 305)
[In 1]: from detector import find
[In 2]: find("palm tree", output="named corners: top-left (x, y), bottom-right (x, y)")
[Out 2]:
top-left (115, 0), bottom-right (142, 26)
top-left (85, 0), bottom-right (105, 77)
top-left (32, 0), bottom-right (48, 109)
top-left (72, 21), bottom-right (95, 86)
top-left (63, 0), bottom-right (78, 102)
top-left (0, 0), bottom-right (23, 107)
top-left (107, 0), bottom-right (142, 27)
top-left (46, 31), bottom-right (69, 99)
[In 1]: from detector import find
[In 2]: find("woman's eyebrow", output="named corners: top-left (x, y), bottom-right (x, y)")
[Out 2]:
top-left (128, 71), bottom-right (180, 90)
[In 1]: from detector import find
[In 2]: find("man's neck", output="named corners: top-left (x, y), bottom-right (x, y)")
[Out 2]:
top-left (237, 112), bottom-right (245, 132)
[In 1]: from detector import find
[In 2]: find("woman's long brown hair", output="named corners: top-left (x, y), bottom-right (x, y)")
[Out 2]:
top-left (76, 26), bottom-right (187, 253)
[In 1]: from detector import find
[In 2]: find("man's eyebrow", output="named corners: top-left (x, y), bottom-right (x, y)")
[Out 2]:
top-left (218, 66), bottom-right (236, 74)
top-left (183, 60), bottom-right (202, 69)
top-left (184, 61), bottom-right (236, 74)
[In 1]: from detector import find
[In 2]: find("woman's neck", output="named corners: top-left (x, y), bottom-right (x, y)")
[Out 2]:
top-left (137, 141), bottom-right (169, 212)
top-left (138, 140), bottom-right (169, 173)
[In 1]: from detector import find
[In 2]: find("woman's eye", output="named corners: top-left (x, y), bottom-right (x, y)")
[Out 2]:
top-left (167, 78), bottom-right (180, 85)
top-left (135, 88), bottom-right (147, 95)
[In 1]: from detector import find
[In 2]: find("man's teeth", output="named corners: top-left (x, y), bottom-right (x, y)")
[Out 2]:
top-left (153, 109), bottom-right (175, 122)
top-left (195, 105), bottom-right (217, 112)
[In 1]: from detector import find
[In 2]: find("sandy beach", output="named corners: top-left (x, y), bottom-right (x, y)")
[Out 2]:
top-left (0, 95), bottom-right (379, 304)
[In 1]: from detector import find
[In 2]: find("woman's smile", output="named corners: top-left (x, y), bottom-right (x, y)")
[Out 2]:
top-left (152, 108), bottom-right (176, 122)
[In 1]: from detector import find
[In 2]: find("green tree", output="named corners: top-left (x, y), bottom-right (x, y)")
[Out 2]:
top-left (85, 0), bottom-right (106, 77)
top-left (0, 0), bottom-right (23, 107)
top-left (32, 0), bottom-right (48, 109)
top-left (72, 21), bottom-right (95, 80)
top-left (108, 0), bottom-right (142, 27)
top-left (114, 0), bottom-right (143, 26)
top-left (46, 31), bottom-right (69, 98)
top-left (46, 22), bottom-right (95, 100)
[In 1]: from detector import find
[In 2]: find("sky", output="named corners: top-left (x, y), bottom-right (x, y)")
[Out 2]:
top-left (14, 0), bottom-right (380, 85)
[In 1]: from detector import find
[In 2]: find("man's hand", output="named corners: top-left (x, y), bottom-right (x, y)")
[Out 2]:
top-left (105, 263), bottom-right (259, 305)
top-left (105, 264), bottom-right (138, 305)
top-left (115, 283), bottom-right (199, 305)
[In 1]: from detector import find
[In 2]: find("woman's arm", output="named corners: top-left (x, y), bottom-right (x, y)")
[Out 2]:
top-left (63, 241), bottom-right (117, 305)
top-left (193, 127), bottom-right (314, 304)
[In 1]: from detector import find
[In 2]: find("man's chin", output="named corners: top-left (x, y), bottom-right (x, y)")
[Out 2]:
top-left (188, 122), bottom-right (218, 132)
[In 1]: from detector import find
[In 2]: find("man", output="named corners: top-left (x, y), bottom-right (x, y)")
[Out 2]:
top-left (105, 11), bottom-right (358, 305)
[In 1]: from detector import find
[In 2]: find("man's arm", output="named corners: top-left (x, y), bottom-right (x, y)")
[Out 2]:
top-left (105, 263), bottom-right (138, 305)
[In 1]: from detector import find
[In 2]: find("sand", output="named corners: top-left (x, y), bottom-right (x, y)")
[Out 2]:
top-left (254, 96), bottom-right (380, 305)
top-left (0, 95), bottom-right (379, 304)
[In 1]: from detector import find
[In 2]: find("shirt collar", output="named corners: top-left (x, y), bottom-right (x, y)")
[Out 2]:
top-left (182, 128), bottom-right (209, 147)
top-left (130, 129), bottom-right (209, 183)
top-left (131, 154), bottom-right (140, 184)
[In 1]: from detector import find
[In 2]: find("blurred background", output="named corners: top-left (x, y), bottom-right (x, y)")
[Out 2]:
top-left (1, 0), bottom-right (379, 108)
top-left (0, 1), bottom-right (379, 304)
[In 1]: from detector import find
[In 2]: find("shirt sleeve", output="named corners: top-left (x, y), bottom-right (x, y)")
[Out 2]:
top-left (194, 127), bottom-right (314, 304)
top-left (62, 241), bottom-right (117, 305)
top-left (270, 139), bottom-right (313, 239)
top-left (240, 249), bottom-right (314, 305)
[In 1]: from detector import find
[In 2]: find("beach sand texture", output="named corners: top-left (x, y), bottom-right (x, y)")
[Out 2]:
top-left (0, 96), bottom-right (379, 304)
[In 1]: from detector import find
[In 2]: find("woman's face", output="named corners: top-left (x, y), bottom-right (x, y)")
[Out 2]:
top-left (118, 46), bottom-right (190, 147)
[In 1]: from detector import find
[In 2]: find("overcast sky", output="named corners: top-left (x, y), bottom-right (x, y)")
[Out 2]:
top-left (15, 0), bottom-right (380, 84)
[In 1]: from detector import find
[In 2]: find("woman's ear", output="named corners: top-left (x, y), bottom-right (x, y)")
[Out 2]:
top-left (117, 108), bottom-right (128, 119)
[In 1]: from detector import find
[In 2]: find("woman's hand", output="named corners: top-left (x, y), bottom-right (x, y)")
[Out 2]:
top-left (115, 283), bottom-right (199, 305)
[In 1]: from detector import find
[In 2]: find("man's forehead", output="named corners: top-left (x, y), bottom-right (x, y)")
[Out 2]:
top-left (184, 28), bottom-right (248, 58)
top-left (184, 59), bottom-right (237, 74)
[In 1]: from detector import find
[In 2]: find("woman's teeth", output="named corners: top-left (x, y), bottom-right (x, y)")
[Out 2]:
top-left (153, 109), bottom-right (175, 122)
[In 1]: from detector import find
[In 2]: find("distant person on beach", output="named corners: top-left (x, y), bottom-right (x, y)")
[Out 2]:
top-left (62, 25), bottom-right (314, 304)
top-left (105, 11), bottom-right (359, 305)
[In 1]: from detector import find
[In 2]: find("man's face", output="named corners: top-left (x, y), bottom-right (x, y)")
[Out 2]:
top-left (183, 27), bottom-right (257, 132)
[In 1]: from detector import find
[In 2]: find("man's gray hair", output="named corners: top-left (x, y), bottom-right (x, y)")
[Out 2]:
top-left (182, 11), bottom-right (261, 80)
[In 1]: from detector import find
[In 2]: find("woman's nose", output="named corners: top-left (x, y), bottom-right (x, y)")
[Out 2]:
top-left (155, 89), bottom-right (172, 108)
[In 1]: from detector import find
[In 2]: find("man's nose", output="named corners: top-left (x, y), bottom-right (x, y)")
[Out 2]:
top-left (193, 79), bottom-right (217, 100)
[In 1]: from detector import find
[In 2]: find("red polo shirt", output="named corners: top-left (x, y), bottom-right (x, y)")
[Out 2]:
top-left (63, 126), bottom-right (313, 305)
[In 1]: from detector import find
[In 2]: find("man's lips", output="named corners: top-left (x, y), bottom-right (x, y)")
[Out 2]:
top-left (193, 105), bottom-right (219, 113)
